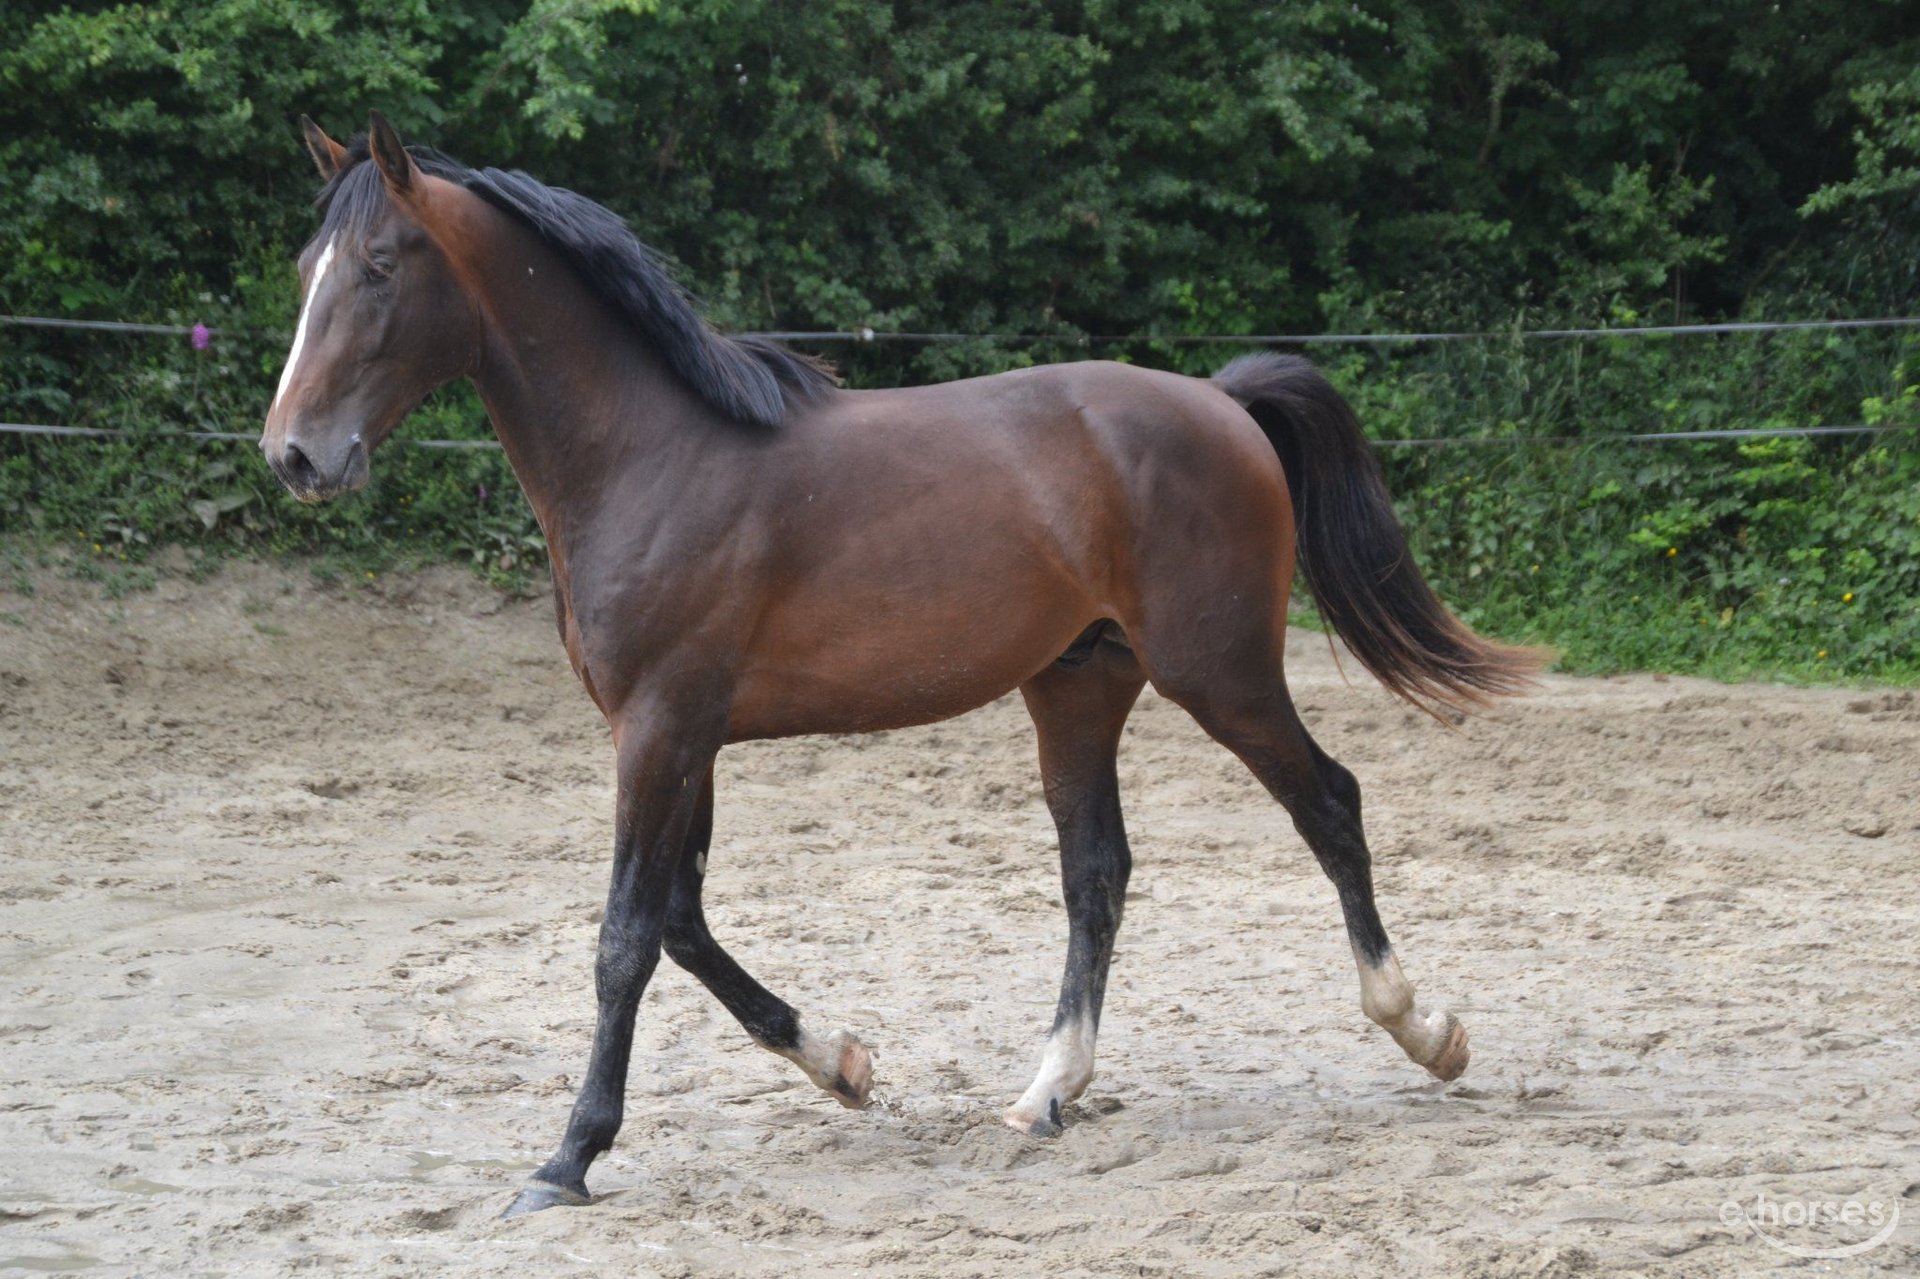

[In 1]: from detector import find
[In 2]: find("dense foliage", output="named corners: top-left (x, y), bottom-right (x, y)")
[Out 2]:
top-left (2, 1), bottom-right (1916, 679)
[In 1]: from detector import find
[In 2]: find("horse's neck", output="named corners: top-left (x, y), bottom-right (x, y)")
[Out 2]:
top-left (462, 244), bottom-right (702, 550)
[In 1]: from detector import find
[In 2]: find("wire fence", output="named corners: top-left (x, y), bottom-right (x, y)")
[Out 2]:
top-left (0, 422), bottom-right (498, 448)
top-left (4, 419), bottom-right (1911, 452)
top-left (7, 311), bottom-right (1920, 345)
top-left (5, 310), bottom-right (1917, 450)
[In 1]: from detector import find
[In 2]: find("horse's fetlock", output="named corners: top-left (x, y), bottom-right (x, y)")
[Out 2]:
top-left (1357, 953), bottom-right (1416, 1027)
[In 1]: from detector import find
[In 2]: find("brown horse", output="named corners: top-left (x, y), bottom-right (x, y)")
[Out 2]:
top-left (265, 113), bottom-right (1538, 1218)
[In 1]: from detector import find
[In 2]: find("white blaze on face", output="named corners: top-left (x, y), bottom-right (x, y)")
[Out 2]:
top-left (272, 235), bottom-right (337, 413)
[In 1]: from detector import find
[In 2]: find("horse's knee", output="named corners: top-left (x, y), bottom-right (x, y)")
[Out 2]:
top-left (1062, 863), bottom-right (1126, 932)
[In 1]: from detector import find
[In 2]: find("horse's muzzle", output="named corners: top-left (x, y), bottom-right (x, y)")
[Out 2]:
top-left (267, 432), bottom-right (369, 503)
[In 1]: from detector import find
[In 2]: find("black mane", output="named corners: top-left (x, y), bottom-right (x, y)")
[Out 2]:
top-left (314, 137), bottom-right (834, 428)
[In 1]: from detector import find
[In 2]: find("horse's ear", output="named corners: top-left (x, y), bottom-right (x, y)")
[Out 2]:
top-left (366, 110), bottom-right (418, 195)
top-left (300, 115), bottom-right (348, 181)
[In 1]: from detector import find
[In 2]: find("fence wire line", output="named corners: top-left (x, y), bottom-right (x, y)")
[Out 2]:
top-left (3, 420), bottom-right (1912, 452)
top-left (0, 422), bottom-right (496, 448)
top-left (7, 311), bottom-right (1920, 346)
top-left (9, 311), bottom-right (1917, 447)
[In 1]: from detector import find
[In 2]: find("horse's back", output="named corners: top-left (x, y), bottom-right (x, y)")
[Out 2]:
top-left (807, 358), bottom-right (1290, 541)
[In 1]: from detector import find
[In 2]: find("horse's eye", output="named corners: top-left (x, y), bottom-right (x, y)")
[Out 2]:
top-left (365, 257), bottom-right (395, 282)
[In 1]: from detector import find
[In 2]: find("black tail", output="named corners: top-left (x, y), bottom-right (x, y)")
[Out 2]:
top-left (1213, 353), bottom-right (1541, 718)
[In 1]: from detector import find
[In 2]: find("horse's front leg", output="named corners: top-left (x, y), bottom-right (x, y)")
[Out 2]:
top-left (503, 709), bottom-right (722, 1218)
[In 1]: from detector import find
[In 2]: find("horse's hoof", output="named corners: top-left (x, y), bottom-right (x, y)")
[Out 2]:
top-left (1422, 1016), bottom-right (1470, 1082)
top-left (1002, 1096), bottom-right (1064, 1139)
top-left (828, 1033), bottom-right (873, 1109)
top-left (499, 1179), bottom-right (590, 1220)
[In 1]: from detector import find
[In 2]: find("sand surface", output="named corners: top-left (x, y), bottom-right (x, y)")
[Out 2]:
top-left (1, 561), bottom-right (1915, 1277)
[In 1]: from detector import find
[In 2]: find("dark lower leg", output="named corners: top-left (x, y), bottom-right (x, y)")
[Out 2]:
top-left (1286, 743), bottom-right (1467, 1077)
top-left (511, 860), bottom-right (670, 1210)
top-left (1006, 655), bottom-right (1142, 1136)
top-left (1196, 692), bottom-right (1469, 1081)
top-left (504, 730), bottom-right (716, 1218)
top-left (661, 771), bottom-right (872, 1105)
top-left (1291, 742), bottom-right (1389, 964)
top-left (1006, 777), bottom-right (1131, 1135)
top-left (538, 906), bottom-right (659, 1187)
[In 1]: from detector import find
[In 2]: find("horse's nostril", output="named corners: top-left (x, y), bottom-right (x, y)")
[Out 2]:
top-left (284, 441), bottom-right (320, 488)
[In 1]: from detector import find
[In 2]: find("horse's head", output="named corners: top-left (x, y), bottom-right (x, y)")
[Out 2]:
top-left (262, 113), bottom-right (481, 502)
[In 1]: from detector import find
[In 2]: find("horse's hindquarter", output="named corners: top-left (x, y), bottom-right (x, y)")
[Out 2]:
top-left (725, 363), bottom-right (1289, 740)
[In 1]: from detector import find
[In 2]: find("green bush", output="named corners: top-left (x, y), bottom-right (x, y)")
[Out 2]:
top-left (2, 1), bottom-right (1916, 680)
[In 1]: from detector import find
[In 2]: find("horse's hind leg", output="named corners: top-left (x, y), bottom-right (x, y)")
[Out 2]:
top-left (1165, 663), bottom-right (1469, 1082)
top-left (1004, 639), bottom-right (1145, 1137)
top-left (663, 766), bottom-right (872, 1107)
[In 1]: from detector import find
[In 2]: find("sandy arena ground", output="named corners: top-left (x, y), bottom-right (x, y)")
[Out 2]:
top-left (1, 560), bottom-right (1915, 1277)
